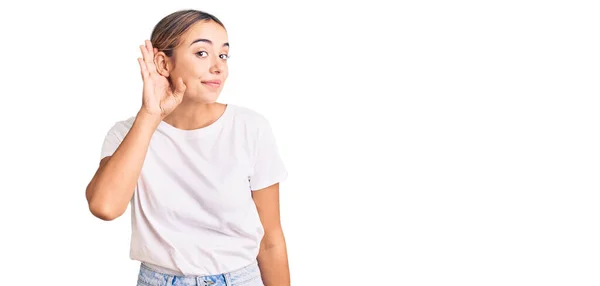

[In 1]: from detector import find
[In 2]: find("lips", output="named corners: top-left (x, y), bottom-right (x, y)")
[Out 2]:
top-left (201, 80), bottom-right (221, 87)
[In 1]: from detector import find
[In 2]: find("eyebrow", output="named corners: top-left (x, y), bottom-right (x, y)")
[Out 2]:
top-left (190, 38), bottom-right (229, 48)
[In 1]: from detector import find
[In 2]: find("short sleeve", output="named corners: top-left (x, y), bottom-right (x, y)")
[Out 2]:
top-left (249, 119), bottom-right (288, 191)
top-left (100, 123), bottom-right (125, 160)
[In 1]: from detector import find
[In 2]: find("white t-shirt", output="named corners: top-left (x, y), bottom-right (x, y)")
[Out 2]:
top-left (99, 104), bottom-right (288, 276)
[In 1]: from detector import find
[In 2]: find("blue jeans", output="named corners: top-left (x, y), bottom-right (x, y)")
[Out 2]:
top-left (136, 261), bottom-right (264, 286)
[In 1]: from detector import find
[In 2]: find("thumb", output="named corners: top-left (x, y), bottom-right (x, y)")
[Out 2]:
top-left (172, 77), bottom-right (187, 101)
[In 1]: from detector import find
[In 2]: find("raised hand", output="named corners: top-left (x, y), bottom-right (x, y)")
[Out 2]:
top-left (137, 40), bottom-right (186, 119)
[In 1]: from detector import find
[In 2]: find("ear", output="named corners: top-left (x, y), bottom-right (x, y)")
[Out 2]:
top-left (154, 51), bottom-right (171, 77)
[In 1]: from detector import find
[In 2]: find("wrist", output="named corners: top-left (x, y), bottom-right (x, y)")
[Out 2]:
top-left (136, 109), bottom-right (162, 128)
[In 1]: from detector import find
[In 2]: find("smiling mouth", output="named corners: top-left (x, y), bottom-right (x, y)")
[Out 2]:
top-left (201, 80), bottom-right (221, 88)
top-left (202, 81), bottom-right (221, 91)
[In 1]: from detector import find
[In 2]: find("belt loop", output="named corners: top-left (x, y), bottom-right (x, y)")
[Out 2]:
top-left (224, 273), bottom-right (232, 286)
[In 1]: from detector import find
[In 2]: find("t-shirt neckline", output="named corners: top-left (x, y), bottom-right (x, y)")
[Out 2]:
top-left (157, 103), bottom-right (234, 138)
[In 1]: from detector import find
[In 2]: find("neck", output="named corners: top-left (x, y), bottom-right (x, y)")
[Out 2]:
top-left (163, 101), bottom-right (226, 130)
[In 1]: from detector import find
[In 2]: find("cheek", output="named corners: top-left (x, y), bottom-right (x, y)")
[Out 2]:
top-left (174, 57), bottom-right (207, 77)
top-left (188, 63), bottom-right (207, 78)
top-left (221, 67), bottom-right (229, 79)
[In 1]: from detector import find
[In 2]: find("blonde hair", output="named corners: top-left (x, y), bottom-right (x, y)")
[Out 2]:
top-left (150, 9), bottom-right (225, 57)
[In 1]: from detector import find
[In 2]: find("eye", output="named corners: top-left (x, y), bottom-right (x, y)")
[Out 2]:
top-left (195, 51), bottom-right (208, 57)
top-left (220, 54), bottom-right (230, 60)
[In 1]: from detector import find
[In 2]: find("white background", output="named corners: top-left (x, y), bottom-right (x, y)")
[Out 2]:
top-left (0, 0), bottom-right (598, 285)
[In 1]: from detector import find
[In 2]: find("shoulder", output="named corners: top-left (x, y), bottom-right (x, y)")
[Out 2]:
top-left (228, 104), bottom-right (280, 148)
top-left (104, 116), bottom-right (136, 138)
top-left (229, 104), bottom-right (272, 131)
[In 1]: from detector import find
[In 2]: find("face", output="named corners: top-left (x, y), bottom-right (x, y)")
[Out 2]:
top-left (161, 20), bottom-right (229, 103)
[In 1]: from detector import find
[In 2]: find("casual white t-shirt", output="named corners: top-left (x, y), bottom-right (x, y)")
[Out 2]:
top-left (99, 103), bottom-right (288, 276)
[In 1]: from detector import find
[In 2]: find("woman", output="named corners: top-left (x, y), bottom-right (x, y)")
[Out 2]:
top-left (85, 9), bottom-right (290, 286)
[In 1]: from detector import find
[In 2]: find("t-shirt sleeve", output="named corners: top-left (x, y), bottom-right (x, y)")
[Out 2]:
top-left (249, 118), bottom-right (288, 191)
top-left (100, 123), bottom-right (124, 160)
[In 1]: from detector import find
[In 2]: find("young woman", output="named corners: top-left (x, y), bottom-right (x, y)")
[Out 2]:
top-left (85, 9), bottom-right (290, 286)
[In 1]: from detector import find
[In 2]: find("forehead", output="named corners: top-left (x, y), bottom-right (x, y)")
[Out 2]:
top-left (181, 20), bottom-right (228, 46)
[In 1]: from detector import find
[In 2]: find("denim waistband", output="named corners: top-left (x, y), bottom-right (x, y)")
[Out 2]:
top-left (137, 261), bottom-right (262, 286)
top-left (143, 262), bottom-right (185, 276)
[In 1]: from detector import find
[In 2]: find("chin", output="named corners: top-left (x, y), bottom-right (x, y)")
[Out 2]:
top-left (185, 91), bottom-right (220, 104)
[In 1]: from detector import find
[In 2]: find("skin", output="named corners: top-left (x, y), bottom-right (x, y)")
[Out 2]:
top-left (153, 19), bottom-right (231, 130)
top-left (86, 19), bottom-right (290, 285)
top-left (252, 183), bottom-right (291, 286)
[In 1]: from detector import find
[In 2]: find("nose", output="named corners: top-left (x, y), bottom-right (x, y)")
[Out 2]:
top-left (209, 57), bottom-right (224, 75)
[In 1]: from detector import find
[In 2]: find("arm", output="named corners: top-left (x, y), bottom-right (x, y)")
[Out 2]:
top-left (253, 183), bottom-right (290, 286)
top-left (85, 111), bottom-right (161, 221)
top-left (86, 40), bottom-right (186, 221)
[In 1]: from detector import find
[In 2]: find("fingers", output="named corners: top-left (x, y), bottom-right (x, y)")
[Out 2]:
top-left (139, 42), bottom-right (151, 63)
top-left (145, 40), bottom-right (155, 59)
top-left (138, 58), bottom-right (149, 80)
top-left (146, 40), bottom-right (155, 59)
top-left (140, 40), bottom-right (158, 74)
